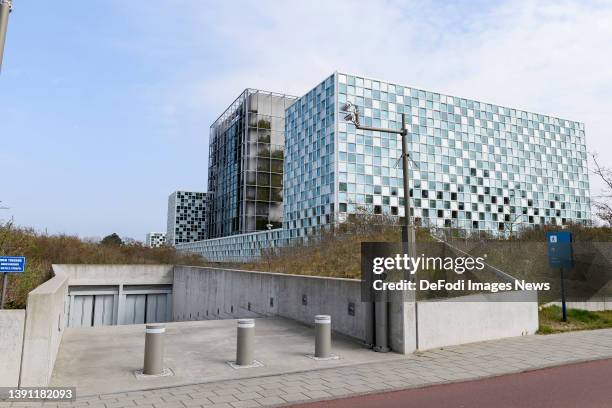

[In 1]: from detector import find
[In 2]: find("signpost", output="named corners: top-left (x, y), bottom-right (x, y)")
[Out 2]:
top-left (546, 232), bottom-right (573, 322)
top-left (0, 256), bottom-right (26, 309)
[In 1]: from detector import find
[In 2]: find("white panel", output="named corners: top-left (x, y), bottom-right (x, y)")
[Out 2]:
top-left (92, 295), bottom-right (114, 327)
top-left (123, 294), bottom-right (147, 325)
top-left (69, 295), bottom-right (94, 328)
top-left (146, 294), bottom-right (169, 323)
top-left (134, 295), bottom-right (146, 324)
top-left (68, 296), bottom-right (82, 328)
top-left (124, 295), bottom-right (133, 324)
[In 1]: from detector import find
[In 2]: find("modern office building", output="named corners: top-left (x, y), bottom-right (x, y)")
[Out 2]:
top-left (206, 89), bottom-right (297, 239)
top-left (166, 191), bottom-right (206, 245)
top-left (178, 71), bottom-right (591, 260)
top-left (145, 232), bottom-right (166, 248)
top-left (283, 72), bottom-right (591, 238)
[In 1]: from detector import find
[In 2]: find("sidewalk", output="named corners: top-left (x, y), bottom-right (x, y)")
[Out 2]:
top-left (11, 328), bottom-right (612, 408)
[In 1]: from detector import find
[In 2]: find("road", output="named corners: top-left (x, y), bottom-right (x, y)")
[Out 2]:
top-left (290, 358), bottom-right (612, 408)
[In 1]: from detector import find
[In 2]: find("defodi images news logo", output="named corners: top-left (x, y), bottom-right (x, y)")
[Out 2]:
top-left (361, 242), bottom-right (552, 301)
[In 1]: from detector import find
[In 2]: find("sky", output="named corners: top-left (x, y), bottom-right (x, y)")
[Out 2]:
top-left (1, 0), bottom-right (611, 240)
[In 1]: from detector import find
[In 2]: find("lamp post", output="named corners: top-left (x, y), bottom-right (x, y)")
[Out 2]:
top-left (0, 0), bottom-right (12, 72)
top-left (341, 101), bottom-right (418, 353)
top-left (341, 102), bottom-right (416, 256)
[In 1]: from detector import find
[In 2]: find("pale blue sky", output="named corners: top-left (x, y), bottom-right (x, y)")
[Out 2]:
top-left (1, 0), bottom-right (611, 240)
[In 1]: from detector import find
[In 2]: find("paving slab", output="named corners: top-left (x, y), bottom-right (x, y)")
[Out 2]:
top-left (21, 328), bottom-right (612, 408)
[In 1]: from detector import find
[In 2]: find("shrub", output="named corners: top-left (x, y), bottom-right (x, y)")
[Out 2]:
top-left (0, 221), bottom-right (208, 309)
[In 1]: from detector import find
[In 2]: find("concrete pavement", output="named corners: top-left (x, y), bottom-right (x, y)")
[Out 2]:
top-left (2, 328), bottom-right (612, 408)
top-left (49, 318), bottom-right (401, 395)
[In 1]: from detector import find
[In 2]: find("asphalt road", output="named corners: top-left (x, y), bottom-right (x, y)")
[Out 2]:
top-left (290, 358), bottom-right (612, 408)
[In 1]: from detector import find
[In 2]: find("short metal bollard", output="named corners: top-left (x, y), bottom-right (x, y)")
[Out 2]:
top-left (236, 319), bottom-right (255, 366)
top-left (143, 323), bottom-right (165, 375)
top-left (315, 315), bottom-right (332, 358)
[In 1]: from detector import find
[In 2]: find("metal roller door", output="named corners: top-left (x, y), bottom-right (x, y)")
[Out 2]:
top-left (122, 293), bottom-right (170, 325)
top-left (69, 294), bottom-right (115, 328)
top-left (146, 293), bottom-right (169, 323)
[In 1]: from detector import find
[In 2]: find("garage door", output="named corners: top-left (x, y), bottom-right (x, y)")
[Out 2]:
top-left (123, 293), bottom-right (170, 325)
top-left (69, 294), bottom-right (115, 328)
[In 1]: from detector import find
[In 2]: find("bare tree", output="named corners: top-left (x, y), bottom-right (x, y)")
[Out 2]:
top-left (504, 212), bottom-right (525, 239)
top-left (590, 153), bottom-right (612, 226)
top-left (502, 188), bottom-right (525, 239)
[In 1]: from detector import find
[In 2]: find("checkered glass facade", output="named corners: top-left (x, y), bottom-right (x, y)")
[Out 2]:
top-left (284, 72), bottom-right (591, 238)
top-left (284, 75), bottom-right (337, 238)
top-left (167, 191), bottom-right (206, 245)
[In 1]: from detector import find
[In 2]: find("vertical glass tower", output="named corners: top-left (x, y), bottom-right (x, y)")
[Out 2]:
top-left (284, 72), bottom-right (591, 238)
top-left (206, 89), bottom-right (297, 238)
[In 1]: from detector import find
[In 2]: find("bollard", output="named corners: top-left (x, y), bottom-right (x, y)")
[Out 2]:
top-left (236, 319), bottom-right (255, 366)
top-left (143, 323), bottom-right (165, 375)
top-left (314, 315), bottom-right (332, 358)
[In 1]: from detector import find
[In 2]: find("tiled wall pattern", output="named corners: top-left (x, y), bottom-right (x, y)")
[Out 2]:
top-left (167, 191), bottom-right (206, 245)
top-left (285, 72), bottom-right (590, 238)
top-left (145, 232), bottom-right (166, 248)
top-left (283, 75), bottom-right (337, 238)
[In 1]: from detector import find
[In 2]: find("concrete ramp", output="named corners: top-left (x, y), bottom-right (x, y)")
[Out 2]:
top-left (50, 318), bottom-right (401, 396)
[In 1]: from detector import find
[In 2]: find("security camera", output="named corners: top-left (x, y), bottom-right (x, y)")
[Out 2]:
top-left (341, 101), bottom-right (354, 113)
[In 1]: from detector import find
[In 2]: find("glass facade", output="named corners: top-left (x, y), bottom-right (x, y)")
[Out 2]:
top-left (283, 75), bottom-right (337, 238)
top-left (285, 72), bottom-right (591, 238)
top-left (178, 72), bottom-right (591, 262)
top-left (177, 228), bottom-right (285, 262)
top-left (206, 89), bottom-right (297, 238)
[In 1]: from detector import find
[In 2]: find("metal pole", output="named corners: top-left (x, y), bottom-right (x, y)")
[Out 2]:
top-left (143, 323), bottom-right (165, 375)
top-left (350, 108), bottom-right (417, 353)
top-left (560, 267), bottom-right (567, 322)
top-left (373, 301), bottom-right (390, 352)
top-left (236, 319), bottom-right (255, 366)
top-left (400, 113), bottom-right (416, 258)
top-left (364, 300), bottom-right (374, 348)
top-left (0, 0), bottom-right (12, 72)
top-left (0, 272), bottom-right (8, 309)
top-left (401, 114), bottom-right (410, 246)
top-left (314, 315), bottom-right (331, 358)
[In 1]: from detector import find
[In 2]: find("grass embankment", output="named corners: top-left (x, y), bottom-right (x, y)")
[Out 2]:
top-left (238, 221), bottom-right (611, 281)
top-left (0, 222), bottom-right (209, 309)
top-left (538, 305), bottom-right (612, 334)
top-left (238, 215), bottom-right (434, 279)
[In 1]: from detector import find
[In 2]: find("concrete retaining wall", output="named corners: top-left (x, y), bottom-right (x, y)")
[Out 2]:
top-left (546, 298), bottom-right (612, 311)
top-left (52, 264), bottom-right (173, 286)
top-left (172, 266), bottom-right (365, 340)
top-left (0, 310), bottom-right (26, 387)
top-left (416, 290), bottom-right (539, 350)
top-left (20, 272), bottom-right (69, 387)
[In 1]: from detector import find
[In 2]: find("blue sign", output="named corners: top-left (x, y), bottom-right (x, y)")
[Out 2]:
top-left (0, 256), bottom-right (26, 273)
top-left (547, 231), bottom-right (573, 268)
